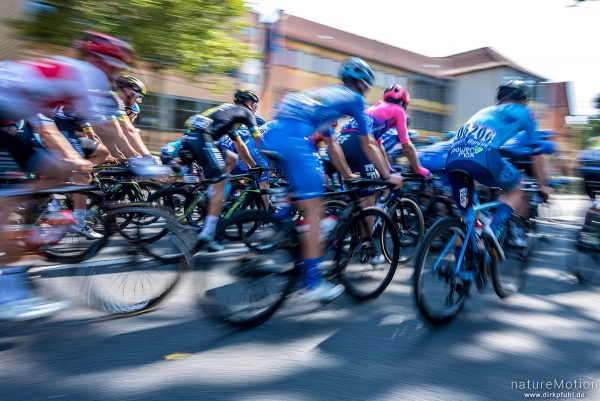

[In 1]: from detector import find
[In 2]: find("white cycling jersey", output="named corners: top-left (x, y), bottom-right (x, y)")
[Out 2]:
top-left (0, 56), bottom-right (119, 123)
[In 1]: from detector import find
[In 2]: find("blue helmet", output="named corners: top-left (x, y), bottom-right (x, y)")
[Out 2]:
top-left (339, 57), bottom-right (375, 86)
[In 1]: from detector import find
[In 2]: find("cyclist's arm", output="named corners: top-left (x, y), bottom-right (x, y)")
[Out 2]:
top-left (91, 118), bottom-right (136, 160)
top-left (358, 135), bottom-right (391, 179)
top-left (232, 136), bottom-right (257, 167)
top-left (117, 116), bottom-right (151, 157)
top-left (523, 109), bottom-right (548, 188)
top-left (324, 135), bottom-right (356, 179)
top-left (378, 141), bottom-right (393, 171)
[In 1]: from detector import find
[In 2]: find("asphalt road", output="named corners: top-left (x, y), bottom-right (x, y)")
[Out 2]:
top-left (1, 195), bottom-right (599, 401)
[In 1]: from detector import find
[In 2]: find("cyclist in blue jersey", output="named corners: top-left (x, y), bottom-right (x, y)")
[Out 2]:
top-left (265, 57), bottom-right (403, 303)
top-left (446, 80), bottom-right (549, 247)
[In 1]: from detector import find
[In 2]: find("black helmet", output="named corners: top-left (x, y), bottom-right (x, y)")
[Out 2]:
top-left (116, 75), bottom-right (147, 96)
top-left (496, 80), bottom-right (531, 102)
top-left (234, 89), bottom-right (259, 104)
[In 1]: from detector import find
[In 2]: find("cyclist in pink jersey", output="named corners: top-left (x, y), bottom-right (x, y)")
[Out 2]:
top-left (337, 84), bottom-right (430, 199)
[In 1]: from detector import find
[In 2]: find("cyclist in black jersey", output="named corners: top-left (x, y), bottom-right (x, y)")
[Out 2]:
top-left (183, 89), bottom-right (262, 251)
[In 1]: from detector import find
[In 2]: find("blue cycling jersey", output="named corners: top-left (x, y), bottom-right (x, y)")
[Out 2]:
top-left (275, 85), bottom-right (369, 136)
top-left (455, 103), bottom-right (538, 150)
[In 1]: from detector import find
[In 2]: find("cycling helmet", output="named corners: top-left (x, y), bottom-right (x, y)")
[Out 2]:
top-left (116, 75), bottom-right (147, 96)
top-left (185, 114), bottom-right (213, 132)
top-left (496, 80), bottom-right (531, 102)
top-left (338, 57), bottom-right (375, 87)
top-left (383, 84), bottom-right (410, 107)
top-left (76, 31), bottom-right (134, 69)
top-left (234, 89), bottom-right (259, 104)
top-left (255, 116), bottom-right (266, 126)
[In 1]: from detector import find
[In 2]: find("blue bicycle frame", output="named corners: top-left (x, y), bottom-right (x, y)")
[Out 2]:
top-left (432, 195), bottom-right (502, 276)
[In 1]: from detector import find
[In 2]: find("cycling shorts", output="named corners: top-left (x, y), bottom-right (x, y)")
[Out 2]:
top-left (0, 127), bottom-right (49, 172)
top-left (446, 146), bottom-right (521, 210)
top-left (337, 132), bottom-right (377, 197)
top-left (263, 119), bottom-right (324, 200)
top-left (181, 132), bottom-right (227, 183)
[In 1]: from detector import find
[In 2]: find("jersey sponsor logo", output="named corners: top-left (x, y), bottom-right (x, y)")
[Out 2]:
top-left (455, 123), bottom-right (496, 149)
top-left (449, 146), bottom-right (483, 159)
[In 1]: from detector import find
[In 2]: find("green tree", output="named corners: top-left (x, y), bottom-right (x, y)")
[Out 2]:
top-left (11, 0), bottom-right (255, 75)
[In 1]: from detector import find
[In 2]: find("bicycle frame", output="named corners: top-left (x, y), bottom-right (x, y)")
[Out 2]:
top-left (433, 200), bottom-right (501, 275)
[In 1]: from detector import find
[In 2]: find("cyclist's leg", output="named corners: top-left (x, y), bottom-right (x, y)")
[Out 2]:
top-left (183, 133), bottom-right (227, 248)
top-left (486, 152), bottom-right (522, 239)
top-left (79, 136), bottom-right (110, 166)
top-left (0, 129), bottom-right (69, 319)
top-left (266, 120), bottom-right (342, 299)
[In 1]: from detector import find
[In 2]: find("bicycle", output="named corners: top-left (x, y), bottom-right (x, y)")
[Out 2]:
top-left (413, 170), bottom-right (531, 325)
top-left (197, 176), bottom-right (401, 328)
top-left (0, 179), bottom-right (194, 317)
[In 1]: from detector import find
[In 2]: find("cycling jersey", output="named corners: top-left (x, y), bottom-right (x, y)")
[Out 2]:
top-left (339, 100), bottom-right (408, 143)
top-left (275, 85), bottom-right (369, 136)
top-left (268, 85), bottom-right (369, 200)
top-left (215, 119), bottom-right (270, 182)
top-left (446, 103), bottom-right (539, 209)
top-left (201, 103), bottom-right (259, 141)
top-left (0, 57), bottom-right (118, 123)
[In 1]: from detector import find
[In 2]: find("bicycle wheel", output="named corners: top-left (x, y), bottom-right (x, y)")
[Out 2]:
top-left (572, 227), bottom-right (600, 284)
top-left (491, 215), bottom-right (530, 298)
top-left (77, 205), bottom-right (193, 316)
top-left (25, 193), bottom-right (109, 264)
top-left (332, 207), bottom-right (400, 300)
top-left (199, 209), bottom-right (297, 328)
top-left (386, 198), bottom-right (425, 264)
top-left (222, 193), bottom-right (266, 242)
top-left (413, 217), bottom-right (469, 325)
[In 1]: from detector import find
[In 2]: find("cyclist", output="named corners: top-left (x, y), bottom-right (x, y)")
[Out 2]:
top-left (115, 74), bottom-right (146, 124)
top-left (75, 31), bottom-right (152, 160)
top-left (264, 57), bottom-right (402, 302)
top-left (182, 89), bottom-right (263, 251)
top-left (445, 80), bottom-right (549, 248)
top-left (337, 84), bottom-right (430, 206)
top-left (0, 55), bottom-right (123, 319)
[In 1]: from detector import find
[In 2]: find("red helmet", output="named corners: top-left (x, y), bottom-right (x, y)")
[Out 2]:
top-left (383, 84), bottom-right (410, 107)
top-left (76, 31), bottom-right (134, 68)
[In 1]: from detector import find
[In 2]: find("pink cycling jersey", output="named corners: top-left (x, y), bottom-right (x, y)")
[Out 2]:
top-left (339, 100), bottom-right (409, 145)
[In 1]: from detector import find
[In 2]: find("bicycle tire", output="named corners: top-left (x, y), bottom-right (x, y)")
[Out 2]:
top-left (202, 209), bottom-right (297, 328)
top-left (334, 207), bottom-right (400, 300)
top-left (490, 215), bottom-right (530, 298)
top-left (385, 198), bottom-right (425, 264)
top-left (77, 204), bottom-right (193, 316)
top-left (413, 217), bottom-right (469, 325)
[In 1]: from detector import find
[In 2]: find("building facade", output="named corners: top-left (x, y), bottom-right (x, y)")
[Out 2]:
top-left (1, 4), bottom-right (572, 152)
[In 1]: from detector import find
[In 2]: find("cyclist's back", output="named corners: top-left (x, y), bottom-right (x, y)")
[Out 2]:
top-left (202, 103), bottom-right (258, 141)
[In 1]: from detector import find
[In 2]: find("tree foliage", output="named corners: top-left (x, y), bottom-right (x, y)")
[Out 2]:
top-left (11, 0), bottom-right (255, 75)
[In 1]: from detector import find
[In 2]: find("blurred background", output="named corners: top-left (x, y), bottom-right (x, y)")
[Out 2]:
top-left (1, 0), bottom-right (598, 171)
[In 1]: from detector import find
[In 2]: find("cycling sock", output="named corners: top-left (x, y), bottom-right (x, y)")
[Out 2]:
top-left (0, 266), bottom-right (33, 304)
top-left (201, 215), bottom-right (219, 237)
top-left (490, 203), bottom-right (513, 240)
top-left (72, 209), bottom-right (86, 225)
top-left (302, 257), bottom-right (322, 290)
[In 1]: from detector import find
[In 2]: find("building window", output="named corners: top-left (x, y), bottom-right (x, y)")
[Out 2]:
top-left (137, 94), bottom-right (220, 131)
top-left (136, 93), bottom-right (162, 129)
